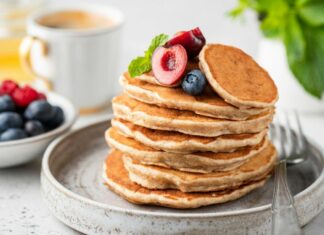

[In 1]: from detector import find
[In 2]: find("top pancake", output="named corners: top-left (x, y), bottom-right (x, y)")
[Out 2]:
top-left (121, 73), bottom-right (268, 120)
top-left (199, 44), bottom-right (278, 108)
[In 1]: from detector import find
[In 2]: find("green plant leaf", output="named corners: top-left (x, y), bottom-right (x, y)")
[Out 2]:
top-left (260, 9), bottom-right (288, 38)
top-left (298, 2), bottom-right (324, 26)
top-left (256, 0), bottom-right (290, 38)
top-left (228, 0), bottom-right (249, 17)
top-left (297, 0), bottom-right (322, 7)
top-left (287, 25), bottom-right (324, 98)
top-left (256, 0), bottom-right (287, 11)
top-left (284, 14), bottom-right (305, 63)
top-left (128, 56), bottom-right (151, 77)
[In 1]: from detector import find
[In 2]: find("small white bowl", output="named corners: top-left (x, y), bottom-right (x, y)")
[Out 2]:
top-left (0, 92), bottom-right (78, 168)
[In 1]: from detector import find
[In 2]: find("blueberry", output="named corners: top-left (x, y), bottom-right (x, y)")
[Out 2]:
top-left (24, 100), bottom-right (54, 122)
top-left (0, 128), bottom-right (27, 142)
top-left (0, 95), bottom-right (15, 112)
top-left (0, 112), bottom-right (23, 133)
top-left (181, 69), bottom-right (207, 96)
top-left (44, 106), bottom-right (64, 130)
top-left (25, 120), bottom-right (45, 137)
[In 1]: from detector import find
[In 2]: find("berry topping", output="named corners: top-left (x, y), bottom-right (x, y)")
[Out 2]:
top-left (24, 100), bottom-right (54, 122)
top-left (25, 120), bottom-right (45, 137)
top-left (0, 128), bottom-right (27, 142)
top-left (0, 79), bottom-right (65, 142)
top-left (37, 92), bottom-right (47, 100)
top-left (152, 45), bottom-right (188, 86)
top-left (166, 27), bottom-right (206, 58)
top-left (0, 112), bottom-right (23, 133)
top-left (182, 69), bottom-right (207, 96)
top-left (0, 80), bottom-right (19, 95)
top-left (12, 85), bottom-right (39, 108)
top-left (0, 95), bottom-right (16, 112)
top-left (43, 106), bottom-right (64, 130)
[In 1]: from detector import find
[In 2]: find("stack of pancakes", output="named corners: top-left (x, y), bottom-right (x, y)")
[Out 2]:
top-left (104, 44), bottom-right (278, 209)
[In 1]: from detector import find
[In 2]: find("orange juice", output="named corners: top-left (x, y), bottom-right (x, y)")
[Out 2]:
top-left (0, 37), bottom-right (33, 83)
top-left (0, 0), bottom-right (43, 84)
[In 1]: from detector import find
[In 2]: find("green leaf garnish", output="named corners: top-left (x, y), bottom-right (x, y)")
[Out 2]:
top-left (145, 34), bottom-right (169, 58)
top-left (128, 56), bottom-right (152, 78)
top-left (128, 34), bottom-right (169, 77)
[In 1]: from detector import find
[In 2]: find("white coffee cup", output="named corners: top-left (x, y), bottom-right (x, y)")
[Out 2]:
top-left (20, 4), bottom-right (124, 113)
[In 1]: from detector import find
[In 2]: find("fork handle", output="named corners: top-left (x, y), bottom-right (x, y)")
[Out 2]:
top-left (271, 160), bottom-right (303, 235)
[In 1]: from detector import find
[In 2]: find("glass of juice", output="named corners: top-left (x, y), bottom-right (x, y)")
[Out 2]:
top-left (0, 0), bottom-right (43, 83)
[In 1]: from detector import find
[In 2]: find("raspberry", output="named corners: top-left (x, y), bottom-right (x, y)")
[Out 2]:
top-left (37, 92), bottom-right (47, 100)
top-left (12, 85), bottom-right (39, 108)
top-left (0, 80), bottom-right (19, 95)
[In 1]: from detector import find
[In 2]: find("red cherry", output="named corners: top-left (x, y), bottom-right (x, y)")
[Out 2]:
top-left (166, 27), bottom-right (206, 58)
top-left (0, 80), bottom-right (19, 95)
top-left (12, 85), bottom-right (39, 108)
top-left (152, 45), bottom-right (188, 86)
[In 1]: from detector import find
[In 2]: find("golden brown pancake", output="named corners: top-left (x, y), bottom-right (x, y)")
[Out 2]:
top-left (123, 142), bottom-right (276, 192)
top-left (121, 73), bottom-right (268, 120)
top-left (103, 149), bottom-right (270, 209)
top-left (199, 44), bottom-right (278, 108)
top-left (106, 127), bottom-right (269, 173)
top-left (112, 94), bottom-right (274, 137)
top-left (112, 118), bottom-right (267, 153)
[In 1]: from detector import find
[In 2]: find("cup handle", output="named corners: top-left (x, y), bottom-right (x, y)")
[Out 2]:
top-left (19, 36), bottom-right (53, 90)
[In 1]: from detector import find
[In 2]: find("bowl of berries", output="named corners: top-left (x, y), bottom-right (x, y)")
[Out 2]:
top-left (0, 80), bottom-right (78, 168)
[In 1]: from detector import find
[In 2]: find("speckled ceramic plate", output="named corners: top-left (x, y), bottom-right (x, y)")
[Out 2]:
top-left (41, 119), bottom-right (324, 235)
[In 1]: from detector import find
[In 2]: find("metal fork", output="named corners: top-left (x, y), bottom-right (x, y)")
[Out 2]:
top-left (270, 111), bottom-right (308, 235)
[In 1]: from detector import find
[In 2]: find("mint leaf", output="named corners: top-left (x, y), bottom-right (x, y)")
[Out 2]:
top-left (145, 34), bottom-right (169, 58)
top-left (298, 2), bottom-right (324, 26)
top-left (128, 33), bottom-right (169, 77)
top-left (284, 14), bottom-right (305, 63)
top-left (287, 24), bottom-right (324, 98)
top-left (128, 56), bottom-right (151, 77)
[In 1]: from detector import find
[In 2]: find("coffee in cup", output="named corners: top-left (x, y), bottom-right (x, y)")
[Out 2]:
top-left (37, 10), bottom-right (115, 30)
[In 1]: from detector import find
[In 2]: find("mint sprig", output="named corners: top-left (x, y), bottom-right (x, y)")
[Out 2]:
top-left (230, 0), bottom-right (324, 98)
top-left (128, 34), bottom-right (169, 77)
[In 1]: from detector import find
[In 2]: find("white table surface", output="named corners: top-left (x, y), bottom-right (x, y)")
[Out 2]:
top-left (0, 109), bottom-right (323, 235)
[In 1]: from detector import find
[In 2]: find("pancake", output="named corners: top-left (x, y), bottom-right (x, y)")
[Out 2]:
top-left (112, 118), bottom-right (267, 153)
top-left (112, 94), bottom-right (274, 137)
top-left (123, 142), bottom-right (276, 192)
top-left (121, 73), bottom-right (268, 120)
top-left (106, 127), bottom-right (269, 173)
top-left (103, 149), bottom-right (269, 209)
top-left (199, 44), bottom-right (278, 108)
